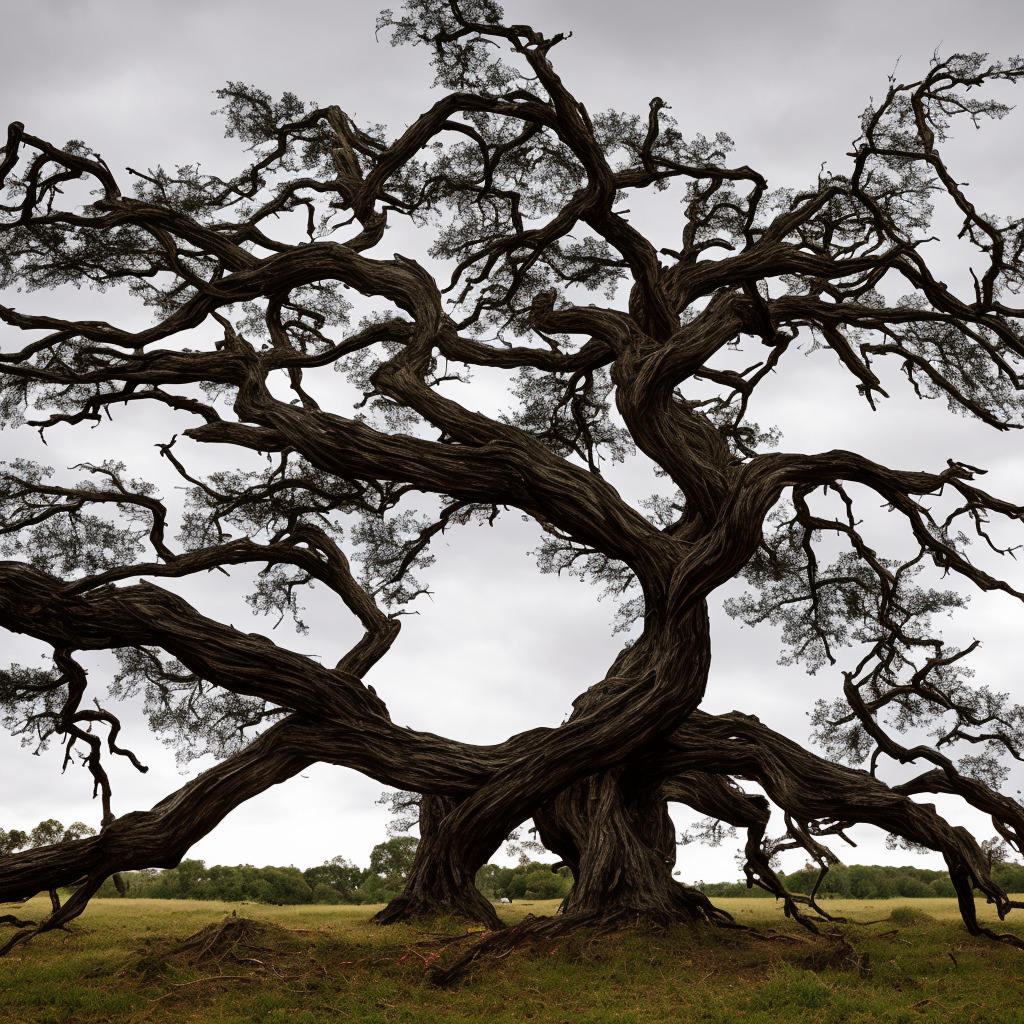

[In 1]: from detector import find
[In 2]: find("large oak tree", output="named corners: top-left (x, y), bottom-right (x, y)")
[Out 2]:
top-left (2, 0), bottom-right (1024, 955)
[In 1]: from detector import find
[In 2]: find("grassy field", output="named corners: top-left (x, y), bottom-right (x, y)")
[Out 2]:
top-left (2, 895), bottom-right (1024, 1022)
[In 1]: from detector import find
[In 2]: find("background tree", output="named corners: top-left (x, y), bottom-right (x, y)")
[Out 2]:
top-left (25, 820), bottom-right (95, 850)
top-left (0, 829), bottom-right (28, 858)
top-left (2, 0), bottom-right (1024, 955)
top-left (368, 837), bottom-right (419, 887)
top-left (303, 855), bottom-right (365, 903)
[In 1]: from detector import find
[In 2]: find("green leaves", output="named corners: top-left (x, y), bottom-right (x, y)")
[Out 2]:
top-left (111, 646), bottom-right (280, 764)
top-left (378, 1), bottom-right (518, 93)
top-left (0, 460), bottom-right (147, 578)
top-left (0, 819), bottom-right (95, 857)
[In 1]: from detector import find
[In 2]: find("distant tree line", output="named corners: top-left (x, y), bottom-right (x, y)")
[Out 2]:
top-left (94, 857), bottom-right (1024, 905)
top-left (14, 816), bottom-right (1019, 906)
top-left (702, 862), bottom-right (1024, 900)
top-left (89, 835), bottom-right (573, 905)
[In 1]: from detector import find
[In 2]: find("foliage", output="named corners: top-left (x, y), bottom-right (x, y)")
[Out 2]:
top-left (1, 819), bottom-right (95, 856)
top-left (93, 860), bottom-right (314, 904)
top-left (475, 860), bottom-right (573, 901)
top-left (368, 836), bottom-right (419, 888)
top-left (0, 827), bottom-right (28, 857)
top-left (704, 861), bottom-right (1024, 900)
top-left (703, 863), bottom-right (957, 900)
top-left (92, 848), bottom-right (575, 905)
top-left (302, 855), bottom-right (364, 902)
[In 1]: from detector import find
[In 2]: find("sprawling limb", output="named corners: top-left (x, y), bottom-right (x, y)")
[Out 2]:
top-left (0, 715), bottom-right (316, 952)
top-left (663, 773), bottom-right (837, 933)
top-left (656, 711), bottom-right (1024, 948)
top-left (534, 767), bottom-right (731, 929)
top-left (0, 559), bottom-right (709, 932)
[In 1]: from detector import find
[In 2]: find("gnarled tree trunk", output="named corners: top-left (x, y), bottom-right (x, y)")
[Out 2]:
top-left (372, 794), bottom-right (502, 929)
top-left (535, 767), bottom-right (729, 929)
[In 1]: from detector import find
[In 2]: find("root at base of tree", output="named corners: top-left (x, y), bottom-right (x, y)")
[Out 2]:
top-left (429, 898), bottom-right (742, 986)
top-left (370, 889), bottom-right (504, 931)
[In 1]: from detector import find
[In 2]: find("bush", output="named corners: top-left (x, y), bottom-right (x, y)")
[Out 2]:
top-left (702, 863), bottom-right (985, 900)
top-left (312, 882), bottom-right (343, 904)
top-left (889, 905), bottom-right (933, 926)
top-left (506, 868), bottom-right (572, 901)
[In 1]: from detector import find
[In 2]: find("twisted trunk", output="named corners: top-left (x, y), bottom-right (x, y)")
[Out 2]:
top-left (535, 767), bottom-right (727, 927)
top-left (372, 795), bottom-right (502, 928)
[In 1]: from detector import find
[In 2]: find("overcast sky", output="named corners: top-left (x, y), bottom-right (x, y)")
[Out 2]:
top-left (2, 0), bottom-right (1024, 884)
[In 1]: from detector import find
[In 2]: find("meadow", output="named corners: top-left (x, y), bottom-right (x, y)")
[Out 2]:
top-left (2, 895), bottom-right (1024, 1022)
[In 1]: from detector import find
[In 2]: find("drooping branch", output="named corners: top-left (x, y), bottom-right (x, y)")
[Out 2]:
top-left (663, 772), bottom-right (836, 932)
top-left (0, 715), bottom-right (316, 951)
top-left (655, 711), bottom-right (1024, 947)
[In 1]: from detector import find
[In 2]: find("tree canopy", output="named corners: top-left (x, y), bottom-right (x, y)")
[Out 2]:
top-left (2, 0), bottom-right (1024, 958)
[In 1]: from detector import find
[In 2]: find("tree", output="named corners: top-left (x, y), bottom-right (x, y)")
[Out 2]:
top-left (0, 829), bottom-right (28, 858)
top-left (505, 865), bottom-right (572, 901)
top-left (0, 819), bottom-right (98, 924)
top-left (368, 837), bottom-right (419, 888)
top-left (26, 820), bottom-right (94, 850)
top-left (2, 0), bottom-right (1024, 955)
top-left (303, 855), bottom-right (365, 902)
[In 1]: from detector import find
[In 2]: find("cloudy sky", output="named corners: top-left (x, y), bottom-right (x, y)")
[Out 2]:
top-left (2, 0), bottom-right (1024, 884)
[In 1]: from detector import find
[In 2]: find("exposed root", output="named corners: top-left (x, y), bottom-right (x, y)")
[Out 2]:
top-left (969, 924), bottom-right (1024, 951)
top-left (430, 915), bottom-right (559, 985)
top-left (430, 900), bottom-right (741, 986)
top-left (747, 929), bottom-right (815, 945)
top-left (148, 974), bottom-right (258, 1004)
top-left (425, 889), bottom-right (886, 985)
top-left (0, 913), bottom-right (36, 929)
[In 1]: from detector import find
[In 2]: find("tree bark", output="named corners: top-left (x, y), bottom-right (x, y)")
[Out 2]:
top-left (535, 768), bottom-right (729, 928)
top-left (372, 795), bottom-right (502, 929)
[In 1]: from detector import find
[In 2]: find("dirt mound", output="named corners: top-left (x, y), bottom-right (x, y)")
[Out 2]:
top-left (887, 905), bottom-right (934, 927)
top-left (799, 934), bottom-right (870, 976)
top-left (126, 912), bottom-right (305, 979)
top-left (173, 913), bottom-right (295, 966)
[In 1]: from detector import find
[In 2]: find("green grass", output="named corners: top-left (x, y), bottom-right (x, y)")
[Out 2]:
top-left (2, 895), bottom-right (1024, 1022)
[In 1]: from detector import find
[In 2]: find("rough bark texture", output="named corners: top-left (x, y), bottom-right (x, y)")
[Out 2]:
top-left (371, 795), bottom-right (502, 929)
top-left (535, 769), bottom-right (731, 928)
